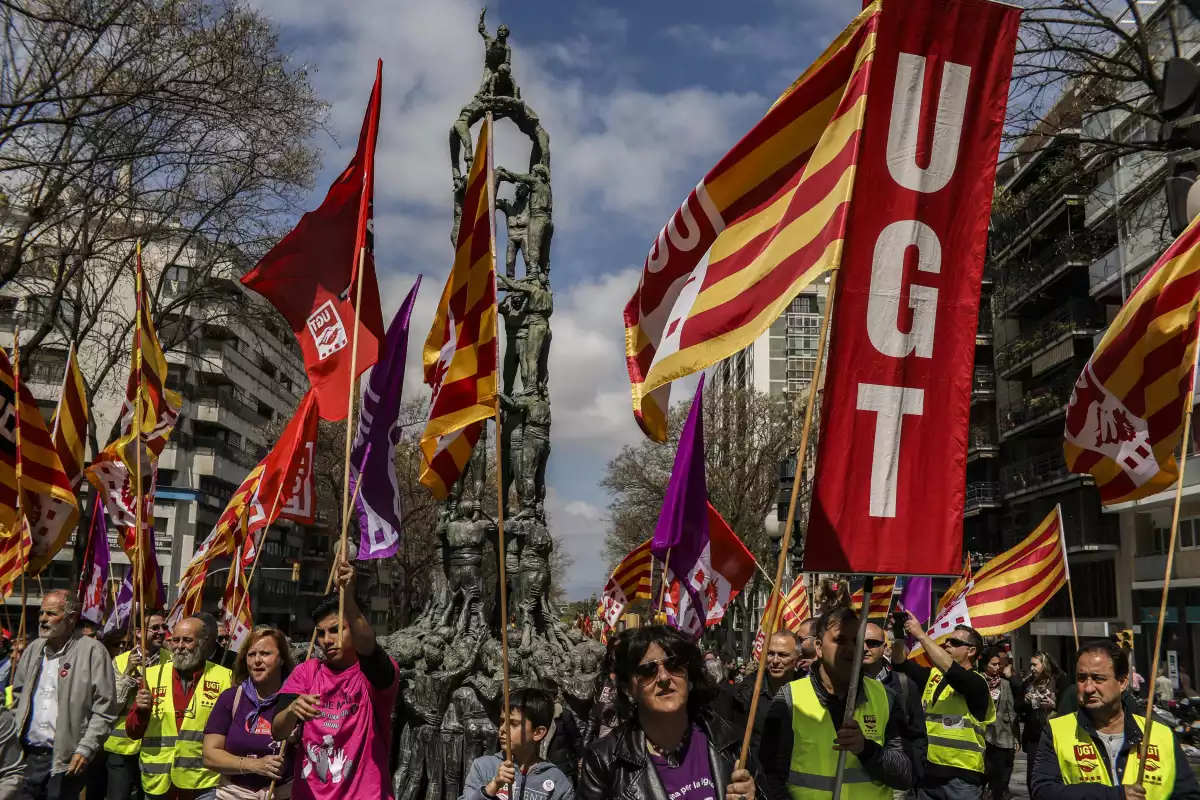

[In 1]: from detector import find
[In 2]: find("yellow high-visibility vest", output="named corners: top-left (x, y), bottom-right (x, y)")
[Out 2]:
top-left (787, 677), bottom-right (893, 800)
top-left (139, 660), bottom-right (231, 794)
top-left (921, 667), bottom-right (995, 774)
top-left (3, 686), bottom-right (11, 709)
top-left (1049, 714), bottom-right (1175, 800)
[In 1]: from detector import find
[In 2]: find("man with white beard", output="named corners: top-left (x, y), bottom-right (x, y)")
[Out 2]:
top-left (12, 589), bottom-right (117, 800)
top-left (127, 615), bottom-right (232, 800)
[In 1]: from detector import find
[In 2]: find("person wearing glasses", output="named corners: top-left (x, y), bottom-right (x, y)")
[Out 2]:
top-left (892, 610), bottom-right (995, 800)
top-left (862, 621), bottom-right (927, 797)
top-left (796, 619), bottom-right (817, 677)
top-left (759, 608), bottom-right (913, 800)
top-left (126, 614), bottom-right (233, 800)
top-left (578, 625), bottom-right (757, 800)
top-left (1031, 639), bottom-right (1200, 800)
top-left (732, 630), bottom-right (801, 758)
top-left (107, 610), bottom-right (172, 800)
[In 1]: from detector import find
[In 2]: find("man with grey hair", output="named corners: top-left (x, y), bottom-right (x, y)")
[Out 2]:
top-left (12, 589), bottom-right (118, 799)
top-left (127, 614), bottom-right (231, 798)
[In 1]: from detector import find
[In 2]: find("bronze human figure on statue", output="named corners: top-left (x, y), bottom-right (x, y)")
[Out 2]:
top-left (500, 391), bottom-right (550, 518)
top-left (440, 501), bottom-right (495, 635)
top-left (477, 8), bottom-right (517, 99)
top-left (496, 164), bottom-right (552, 277)
top-left (497, 273), bottom-right (551, 395)
top-left (496, 182), bottom-right (531, 279)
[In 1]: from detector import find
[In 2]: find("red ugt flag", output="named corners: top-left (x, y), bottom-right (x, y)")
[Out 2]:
top-left (805, 0), bottom-right (1019, 576)
top-left (241, 61), bottom-right (386, 420)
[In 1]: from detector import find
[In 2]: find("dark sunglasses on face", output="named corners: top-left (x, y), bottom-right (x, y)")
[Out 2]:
top-left (944, 638), bottom-right (970, 649)
top-left (633, 654), bottom-right (688, 680)
top-left (148, 624), bottom-right (168, 632)
top-left (864, 638), bottom-right (886, 649)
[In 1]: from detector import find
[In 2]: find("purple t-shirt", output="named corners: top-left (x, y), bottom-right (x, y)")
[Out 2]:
top-left (649, 726), bottom-right (718, 800)
top-left (204, 684), bottom-right (294, 791)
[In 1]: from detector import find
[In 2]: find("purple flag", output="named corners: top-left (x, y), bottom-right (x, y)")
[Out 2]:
top-left (350, 278), bottom-right (421, 560)
top-left (651, 376), bottom-right (709, 638)
top-left (898, 576), bottom-right (932, 625)
top-left (102, 571), bottom-right (133, 636)
top-left (79, 504), bottom-right (111, 625)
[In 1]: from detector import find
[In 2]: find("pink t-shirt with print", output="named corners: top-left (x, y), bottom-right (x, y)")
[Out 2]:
top-left (280, 654), bottom-right (399, 800)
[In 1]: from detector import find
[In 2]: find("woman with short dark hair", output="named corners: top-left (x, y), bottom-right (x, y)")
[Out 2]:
top-left (578, 625), bottom-right (757, 800)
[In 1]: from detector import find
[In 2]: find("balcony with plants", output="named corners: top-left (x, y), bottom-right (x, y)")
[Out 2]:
top-left (995, 300), bottom-right (1105, 380)
top-left (1001, 449), bottom-right (1088, 501)
top-left (993, 234), bottom-right (1103, 316)
top-left (967, 424), bottom-right (999, 461)
top-left (999, 368), bottom-right (1077, 441)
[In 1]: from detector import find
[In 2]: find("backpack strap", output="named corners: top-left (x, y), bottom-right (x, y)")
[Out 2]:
top-left (232, 684), bottom-right (245, 720)
top-left (897, 672), bottom-right (912, 712)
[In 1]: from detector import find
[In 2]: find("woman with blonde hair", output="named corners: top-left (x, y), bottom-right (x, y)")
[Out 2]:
top-left (203, 625), bottom-right (296, 799)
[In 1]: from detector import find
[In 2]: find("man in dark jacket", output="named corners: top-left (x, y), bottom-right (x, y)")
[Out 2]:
top-left (1031, 639), bottom-right (1200, 800)
top-left (863, 621), bottom-right (928, 787)
top-left (734, 630), bottom-right (802, 759)
top-left (760, 608), bottom-right (913, 800)
top-left (539, 677), bottom-right (583, 785)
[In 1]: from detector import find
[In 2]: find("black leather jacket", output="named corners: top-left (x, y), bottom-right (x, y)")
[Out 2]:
top-left (578, 713), bottom-right (753, 800)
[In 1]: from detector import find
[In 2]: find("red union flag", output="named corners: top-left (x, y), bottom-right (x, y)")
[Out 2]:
top-left (804, 0), bottom-right (1020, 576)
top-left (241, 62), bottom-right (385, 421)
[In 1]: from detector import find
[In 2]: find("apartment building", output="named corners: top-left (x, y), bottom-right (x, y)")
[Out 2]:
top-left (0, 225), bottom-right (396, 635)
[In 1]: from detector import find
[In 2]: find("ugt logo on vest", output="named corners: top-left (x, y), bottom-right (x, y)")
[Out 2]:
top-left (862, 714), bottom-right (878, 735)
top-left (1073, 744), bottom-right (1100, 774)
top-left (1143, 744), bottom-right (1161, 773)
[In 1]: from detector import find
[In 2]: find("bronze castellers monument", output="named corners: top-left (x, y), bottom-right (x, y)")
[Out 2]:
top-left (385, 10), bottom-right (604, 800)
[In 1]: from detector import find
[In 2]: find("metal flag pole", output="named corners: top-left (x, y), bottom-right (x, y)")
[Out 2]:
top-left (1137, 339), bottom-right (1198, 785)
top-left (484, 111), bottom-right (513, 764)
top-left (833, 575), bottom-right (874, 799)
top-left (737, 267), bottom-right (839, 770)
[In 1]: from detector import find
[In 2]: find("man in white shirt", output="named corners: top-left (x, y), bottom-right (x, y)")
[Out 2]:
top-left (12, 590), bottom-right (116, 800)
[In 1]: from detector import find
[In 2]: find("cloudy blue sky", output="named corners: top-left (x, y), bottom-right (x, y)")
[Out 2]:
top-left (249, 0), bottom-right (857, 598)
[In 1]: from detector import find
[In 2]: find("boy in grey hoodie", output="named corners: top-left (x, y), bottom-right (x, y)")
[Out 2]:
top-left (461, 687), bottom-right (575, 800)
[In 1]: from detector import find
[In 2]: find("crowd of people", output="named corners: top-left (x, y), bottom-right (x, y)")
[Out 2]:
top-left (0, 553), bottom-right (398, 800)
top-left (0, 567), bottom-right (1193, 800)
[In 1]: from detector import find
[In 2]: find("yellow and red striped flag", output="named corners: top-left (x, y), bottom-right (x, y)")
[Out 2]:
top-left (0, 343), bottom-right (79, 574)
top-left (50, 343), bottom-right (87, 490)
top-left (420, 116), bottom-right (497, 496)
top-left (753, 576), bottom-right (811, 659)
top-left (624, 5), bottom-right (878, 440)
top-left (0, 520), bottom-right (31, 600)
top-left (219, 555), bottom-right (254, 652)
top-left (598, 539), bottom-right (653, 629)
top-left (937, 557), bottom-right (973, 616)
top-left (175, 465), bottom-right (263, 615)
top-left (851, 577), bottom-right (897, 619)
top-left (911, 508), bottom-right (1067, 664)
top-left (1064, 219), bottom-right (1200, 503)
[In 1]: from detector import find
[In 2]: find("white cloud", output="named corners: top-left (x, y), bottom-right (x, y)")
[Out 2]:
top-left (545, 486), bottom-right (608, 601)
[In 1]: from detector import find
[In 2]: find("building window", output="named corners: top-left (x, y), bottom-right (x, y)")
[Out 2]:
top-left (790, 295), bottom-right (819, 314)
top-left (164, 264), bottom-right (191, 295)
top-left (1181, 518), bottom-right (1200, 551)
top-left (28, 349), bottom-right (67, 384)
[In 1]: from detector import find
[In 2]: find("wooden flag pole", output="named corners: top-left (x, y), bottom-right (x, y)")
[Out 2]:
top-left (737, 269), bottom-right (839, 770)
top-left (335, 245), bottom-right (368, 633)
top-left (833, 575), bottom-right (874, 799)
top-left (232, 492), bottom-right (284, 632)
top-left (484, 112), bottom-right (514, 764)
top-left (1055, 503), bottom-right (1079, 650)
top-left (1137, 398), bottom-right (1195, 785)
top-left (131, 241), bottom-right (148, 657)
top-left (11, 328), bottom-right (27, 642)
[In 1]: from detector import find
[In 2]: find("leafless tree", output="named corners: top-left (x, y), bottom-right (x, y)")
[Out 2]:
top-left (0, 0), bottom-right (327, 445)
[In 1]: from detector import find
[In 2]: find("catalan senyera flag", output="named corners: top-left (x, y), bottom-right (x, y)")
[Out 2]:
top-left (0, 520), bottom-right (30, 600)
top-left (623, 5), bottom-right (878, 441)
top-left (177, 465), bottom-right (263, 615)
top-left (50, 343), bottom-right (87, 490)
top-left (598, 538), bottom-right (653, 629)
top-left (1065, 219), bottom-right (1200, 504)
top-left (937, 558), bottom-right (973, 616)
top-left (219, 555), bottom-right (253, 652)
top-left (910, 509), bottom-right (1067, 662)
top-left (0, 344), bottom-right (79, 574)
top-left (851, 577), bottom-right (897, 619)
top-left (753, 576), bottom-right (811, 660)
top-left (420, 116), bottom-right (497, 497)
top-left (112, 243), bottom-right (182, 470)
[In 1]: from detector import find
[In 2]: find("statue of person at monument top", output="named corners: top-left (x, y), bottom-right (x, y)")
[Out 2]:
top-left (497, 272), bottom-right (552, 395)
top-left (477, 7), bottom-right (518, 99)
top-left (496, 181), bottom-right (531, 279)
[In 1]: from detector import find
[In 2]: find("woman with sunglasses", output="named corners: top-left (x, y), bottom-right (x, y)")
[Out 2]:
top-left (578, 625), bottom-right (757, 800)
top-left (203, 626), bottom-right (296, 800)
